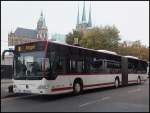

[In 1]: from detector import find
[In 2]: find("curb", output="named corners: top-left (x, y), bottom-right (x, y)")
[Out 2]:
top-left (1, 93), bottom-right (16, 99)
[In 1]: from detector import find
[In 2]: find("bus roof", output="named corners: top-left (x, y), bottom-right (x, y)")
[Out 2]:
top-left (97, 50), bottom-right (117, 55)
top-left (124, 55), bottom-right (147, 62)
top-left (15, 40), bottom-right (147, 62)
top-left (124, 56), bottom-right (138, 59)
top-left (49, 41), bottom-right (122, 57)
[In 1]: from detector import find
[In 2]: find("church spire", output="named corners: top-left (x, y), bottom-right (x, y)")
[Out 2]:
top-left (41, 10), bottom-right (43, 17)
top-left (82, 1), bottom-right (86, 23)
top-left (76, 3), bottom-right (80, 26)
top-left (88, 2), bottom-right (92, 27)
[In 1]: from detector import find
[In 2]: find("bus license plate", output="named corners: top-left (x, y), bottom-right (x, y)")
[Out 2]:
top-left (24, 90), bottom-right (31, 93)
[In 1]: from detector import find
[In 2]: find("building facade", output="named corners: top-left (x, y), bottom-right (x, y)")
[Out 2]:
top-left (8, 11), bottom-right (48, 46)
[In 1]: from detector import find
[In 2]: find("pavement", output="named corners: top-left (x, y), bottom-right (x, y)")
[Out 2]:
top-left (1, 78), bottom-right (149, 112)
top-left (1, 79), bottom-right (15, 98)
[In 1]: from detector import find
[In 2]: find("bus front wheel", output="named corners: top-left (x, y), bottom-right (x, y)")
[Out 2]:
top-left (114, 78), bottom-right (119, 88)
top-left (73, 81), bottom-right (83, 94)
top-left (137, 77), bottom-right (141, 85)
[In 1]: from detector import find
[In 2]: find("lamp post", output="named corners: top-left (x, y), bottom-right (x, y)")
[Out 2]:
top-left (74, 37), bottom-right (79, 46)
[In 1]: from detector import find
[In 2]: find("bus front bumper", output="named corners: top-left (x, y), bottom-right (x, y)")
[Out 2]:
top-left (13, 87), bottom-right (50, 95)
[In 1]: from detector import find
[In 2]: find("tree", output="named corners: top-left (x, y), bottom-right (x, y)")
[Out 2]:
top-left (80, 27), bottom-right (102, 49)
top-left (65, 25), bottom-right (149, 61)
top-left (66, 30), bottom-right (83, 45)
top-left (80, 26), bottom-right (120, 51)
top-left (118, 40), bottom-right (149, 61)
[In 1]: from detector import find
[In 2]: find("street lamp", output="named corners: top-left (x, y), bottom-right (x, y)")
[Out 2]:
top-left (74, 37), bottom-right (79, 46)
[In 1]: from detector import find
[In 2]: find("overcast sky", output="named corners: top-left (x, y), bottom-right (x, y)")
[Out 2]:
top-left (1, 1), bottom-right (149, 53)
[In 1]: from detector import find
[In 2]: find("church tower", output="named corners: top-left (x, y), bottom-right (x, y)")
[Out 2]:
top-left (37, 11), bottom-right (48, 40)
top-left (82, 1), bottom-right (86, 23)
top-left (76, 3), bottom-right (80, 30)
top-left (76, 1), bottom-right (92, 32)
top-left (88, 2), bottom-right (92, 27)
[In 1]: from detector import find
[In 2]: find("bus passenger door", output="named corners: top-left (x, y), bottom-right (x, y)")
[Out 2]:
top-left (121, 57), bottom-right (128, 86)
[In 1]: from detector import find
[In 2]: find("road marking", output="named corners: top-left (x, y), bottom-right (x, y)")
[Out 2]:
top-left (79, 102), bottom-right (92, 107)
top-left (127, 88), bottom-right (141, 93)
top-left (101, 96), bottom-right (110, 100)
top-left (79, 96), bottom-right (110, 108)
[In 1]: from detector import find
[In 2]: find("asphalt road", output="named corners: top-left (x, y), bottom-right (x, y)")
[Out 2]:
top-left (1, 79), bottom-right (149, 112)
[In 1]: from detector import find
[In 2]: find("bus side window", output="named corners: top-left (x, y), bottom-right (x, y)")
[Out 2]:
top-left (106, 61), bottom-right (121, 74)
top-left (56, 56), bottom-right (66, 74)
top-left (77, 60), bottom-right (84, 73)
top-left (84, 57), bottom-right (90, 73)
top-left (45, 58), bottom-right (50, 72)
top-left (128, 63), bottom-right (133, 73)
top-left (128, 62), bottom-right (137, 74)
top-left (139, 62), bottom-right (148, 74)
top-left (70, 60), bottom-right (76, 73)
top-left (90, 59), bottom-right (103, 73)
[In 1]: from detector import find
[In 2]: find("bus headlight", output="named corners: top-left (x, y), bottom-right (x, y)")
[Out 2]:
top-left (37, 85), bottom-right (49, 89)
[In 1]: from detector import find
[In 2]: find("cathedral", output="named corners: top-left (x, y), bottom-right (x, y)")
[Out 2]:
top-left (8, 11), bottom-right (48, 46)
top-left (76, 2), bottom-right (92, 32)
top-left (8, 2), bottom-right (93, 46)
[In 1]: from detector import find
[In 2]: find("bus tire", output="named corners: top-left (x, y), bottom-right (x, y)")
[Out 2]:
top-left (114, 78), bottom-right (119, 88)
top-left (8, 85), bottom-right (13, 93)
top-left (137, 77), bottom-right (141, 85)
top-left (73, 80), bottom-right (83, 94)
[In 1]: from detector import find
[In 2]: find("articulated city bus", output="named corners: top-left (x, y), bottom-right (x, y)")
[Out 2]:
top-left (2, 41), bottom-right (148, 95)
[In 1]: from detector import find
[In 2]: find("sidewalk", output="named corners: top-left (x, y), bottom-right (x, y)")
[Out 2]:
top-left (1, 79), bottom-right (15, 99)
top-left (1, 79), bottom-right (13, 88)
top-left (1, 79), bottom-right (13, 84)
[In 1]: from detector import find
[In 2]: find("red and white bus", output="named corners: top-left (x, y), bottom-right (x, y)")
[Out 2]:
top-left (2, 41), bottom-right (148, 95)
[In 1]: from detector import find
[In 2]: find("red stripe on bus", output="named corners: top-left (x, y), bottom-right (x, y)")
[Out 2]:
top-left (128, 80), bottom-right (145, 83)
top-left (51, 82), bottom-right (114, 92)
top-left (51, 79), bottom-right (146, 92)
top-left (45, 40), bottom-right (49, 54)
top-left (59, 73), bottom-right (121, 76)
top-left (84, 82), bottom-right (114, 88)
top-left (59, 73), bottom-right (147, 76)
top-left (128, 80), bottom-right (137, 83)
top-left (51, 87), bottom-right (72, 92)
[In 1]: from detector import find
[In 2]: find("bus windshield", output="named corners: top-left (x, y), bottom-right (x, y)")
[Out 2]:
top-left (15, 51), bottom-right (49, 79)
